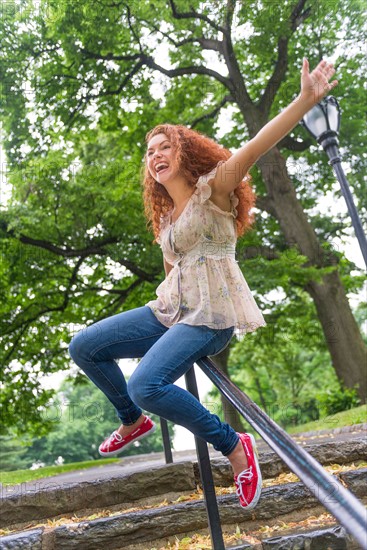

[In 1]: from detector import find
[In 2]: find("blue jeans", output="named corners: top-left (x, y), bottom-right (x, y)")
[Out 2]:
top-left (68, 306), bottom-right (239, 456)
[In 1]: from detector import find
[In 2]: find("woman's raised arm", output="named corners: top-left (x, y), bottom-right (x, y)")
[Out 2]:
top-left (211, 58), bottom-right (338, 196)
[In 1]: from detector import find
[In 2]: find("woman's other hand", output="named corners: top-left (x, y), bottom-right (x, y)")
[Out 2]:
top-left (300, 58), bottom-right (338, 105)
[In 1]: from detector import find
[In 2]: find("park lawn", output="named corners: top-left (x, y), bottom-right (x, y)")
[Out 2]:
top-left (286, 404), bottom-right (366, 434)
top-left (1, 405), bottom-right (365, 486)
top-left (1, 457), bottom-right (120, 486)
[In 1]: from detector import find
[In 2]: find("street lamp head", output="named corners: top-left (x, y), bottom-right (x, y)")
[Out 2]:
top-left (301, 96), bottom-right (341, 139)
top-left (302, 97), bottom-right (367, 268)
top-left (301, 96), bottom-right (341, 153)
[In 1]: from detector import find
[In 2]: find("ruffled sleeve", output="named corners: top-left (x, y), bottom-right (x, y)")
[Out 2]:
top-left (195, 167), bottom-right (217, 204)
top-left (230, 190), bottom-right (239, 218)
top-left (195, 161), bottom-right (239, 218)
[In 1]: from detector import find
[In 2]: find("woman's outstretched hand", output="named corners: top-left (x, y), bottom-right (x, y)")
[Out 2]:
top-left (210, 57), bottom-right (339, 193)
top-left (300, 58), bottom-right (338, 105)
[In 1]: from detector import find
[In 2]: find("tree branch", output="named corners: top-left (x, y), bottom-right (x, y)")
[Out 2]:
top-left (197, 37), bottom-right (224, 52)
top-left (278, 135), bottom-right (312, 151)
top-left (141, 54), bottom-right (233, 92)
top-left (78, 49), bottom-right (141, 62)
top-left (290, 0), bottom-right (312, 31)
top-left (17, 233), bottom-right (119, 256)
top-left (224, 0), bottom-right (237, 34)
top-left (3, 297), bottom-right (71, 343)
top-left (93, 279), bottom-right (143, 320)
top-left (258, 35), bottom-right (288, 114)
top-left (1, 256), bottom-right (152, 354)
top-left (12, 232), bottom-right (158, 282)
top-left (189, 94), bottom-right (234, 128)
top-left (258, 0), bottom-right (312, 114)
top-left (136, 18), bottom-right (224, 53)
top-left (220, 24), bottom-right (258, 129)
top-left (95, 0), bottom-right (125, 7)
top-left (254, 194), bottom-right (277, 217)
top-left (168, 0), bottom-right (226, 34)
top-left (66, 60), bottom-right (145, 130)
top-left (41, 72), bottom-right (89, 91)
top-left (116, 257), bottom-right (159, 282)
top-left (125, 1), bottom-right (144, 55)
top-left (67, 51), bottom-right (233, 130)
top-left (237, 245), bottom-right (279, 261)
top-left (2, 257), bottom-right (84, 341)
top-left (3, 324), bottom-right (29, 363)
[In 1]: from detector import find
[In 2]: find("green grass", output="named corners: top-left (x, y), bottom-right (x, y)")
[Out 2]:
top-left (286, 404), bottom-right (367, 434)
top-left (0, 457), bottom-right (120, 486)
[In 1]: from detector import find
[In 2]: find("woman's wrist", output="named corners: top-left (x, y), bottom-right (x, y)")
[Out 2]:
top-left (294, 91), bottom-right (318, 110)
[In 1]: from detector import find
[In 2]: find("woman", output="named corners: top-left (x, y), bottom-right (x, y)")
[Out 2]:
top-left (69, 58), bottom-right (337, 510)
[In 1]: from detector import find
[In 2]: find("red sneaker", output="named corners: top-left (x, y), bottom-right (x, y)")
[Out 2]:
top-left (234, 432), bottom-right (262, 510)
top-left (98, 416), bottom-right (156, 457)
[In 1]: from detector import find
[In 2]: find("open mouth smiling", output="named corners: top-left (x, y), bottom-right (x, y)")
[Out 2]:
top-left (155, 163), bottom-right (169, 174)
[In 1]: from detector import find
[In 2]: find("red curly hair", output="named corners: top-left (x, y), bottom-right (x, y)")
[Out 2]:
top-left (142, 124), bottom-right (256, 243)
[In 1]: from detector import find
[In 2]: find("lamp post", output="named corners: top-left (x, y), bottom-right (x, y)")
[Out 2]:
top-left (301, 96), bottom-right (367, 268)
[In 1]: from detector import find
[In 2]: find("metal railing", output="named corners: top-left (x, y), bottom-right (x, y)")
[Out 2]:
top-left (160, 358), bottom-right (367, 550)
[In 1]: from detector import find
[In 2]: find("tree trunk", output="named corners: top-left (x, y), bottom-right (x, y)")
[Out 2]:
top-left (247, 364), bottom-right (270, 413)
top-left (209, 345), bottom-right (245, 432)
top-left (257, 149), bottom-right (367, 402)
top-left (220, 24), bottom-right (366, 403)
top-left (305, 270), bottom-right (367, 401)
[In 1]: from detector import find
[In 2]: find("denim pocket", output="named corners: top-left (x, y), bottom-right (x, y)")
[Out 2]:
top-left (209, 327), bottom-right (235, 356)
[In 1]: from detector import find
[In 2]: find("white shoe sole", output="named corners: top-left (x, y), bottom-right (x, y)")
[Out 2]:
top-left (98, 423), bottom-right (157, 457)
top-left (240, 432), bottom-right (262, 511)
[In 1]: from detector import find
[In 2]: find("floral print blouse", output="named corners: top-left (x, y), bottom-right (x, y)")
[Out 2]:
top-left (145, 163), bottom-right (267, 339)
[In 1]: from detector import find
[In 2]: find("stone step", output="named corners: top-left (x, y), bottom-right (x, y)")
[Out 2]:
top-left (1, 437), bottom-right (366, 530)
top-left (229, 524), bottom-right (361, 550)
top-left (0, 522), bottom-right (363, 550)
top-left (0, 468), bottom-right (365, 549)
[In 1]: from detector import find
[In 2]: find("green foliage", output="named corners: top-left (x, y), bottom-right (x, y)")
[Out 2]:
top-left (19, 377), bottom-right (175, 469)
top-left (210, 285), bottom-right (366, 430)
top-left (353, 302), bottom-right (367, 343)
top-left (209, 290), bottom-right (351, 430)
top-left (0, 434), bottom-right (32, 472)
top-left (317, 384), bottom-right (361, 417)
top-left (0, 0), bottom-right (365, 438)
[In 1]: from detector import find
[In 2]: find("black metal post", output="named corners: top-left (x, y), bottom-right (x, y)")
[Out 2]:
top-left (185, 366), bottom-right (226, 550)
top-left (159, 417), bottom-right (173, 464)
top-left (196, 356), bottom-right (367, 550)
top-left (320, 138), bottom-right (367, 267)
